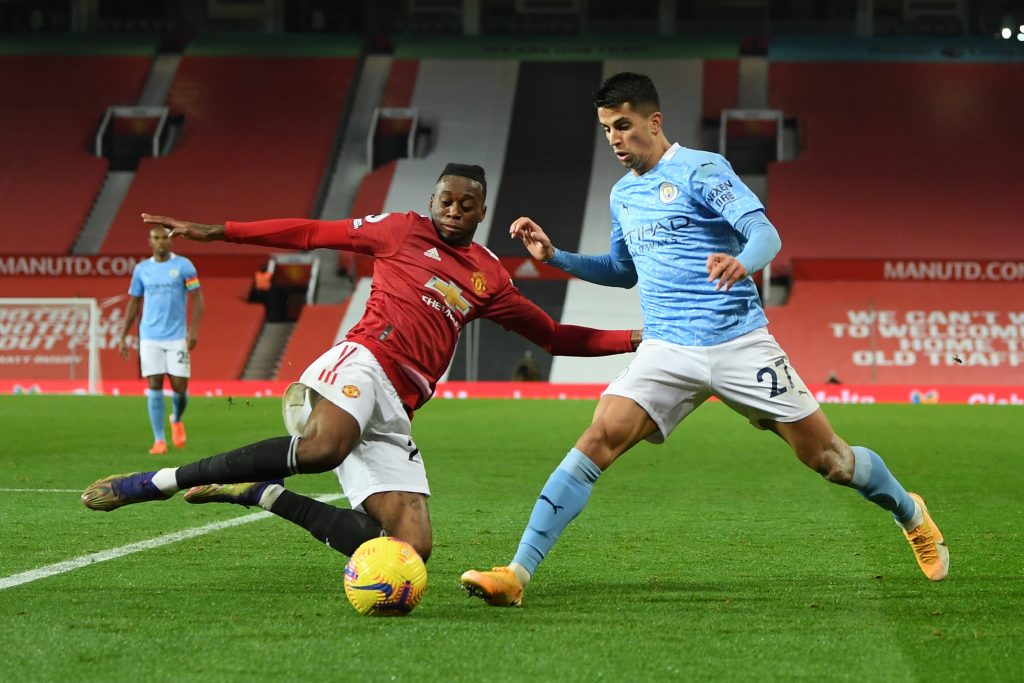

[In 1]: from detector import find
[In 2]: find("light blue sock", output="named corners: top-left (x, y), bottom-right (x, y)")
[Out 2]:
top-left (512, 448), bottom-right (602, 574)
top-left (171, 391), bottom-right (188, 423)
top-left (147, 389), bottom-right (165, 441)
top-left (848, 446), bottom-right (916, 524)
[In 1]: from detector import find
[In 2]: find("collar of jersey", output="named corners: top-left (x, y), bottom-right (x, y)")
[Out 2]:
top-left (661, 142), bottom-right (682, 163)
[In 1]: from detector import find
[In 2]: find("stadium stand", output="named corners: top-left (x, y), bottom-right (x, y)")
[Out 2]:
top-left (100, 36), bottom-right (359, 255)
top-left (702, 58), bottom-right (740, 120)
top-left (0, 37), bottom-right (155, 254)
top-left (1, 276), bottom-right (262, 381)
top-left (767, 58), bottom-right (1024, 269)
top-left (381, 58), bottom-right (419, 108)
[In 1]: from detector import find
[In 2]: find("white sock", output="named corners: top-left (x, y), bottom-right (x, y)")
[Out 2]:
top-left (509, 562), bottom-right (531, 586)
top-left (897, 501), bottom-right (924, 531)
top-left (258, 483), bottom-right (284, 511)
top-left (150, 468), bottom-right (179, 494)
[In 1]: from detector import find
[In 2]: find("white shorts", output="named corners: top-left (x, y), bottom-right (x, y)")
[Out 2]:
top-left (281, 342), bottom-right (429, 510)
top-left (603, 327), bottom-right (819, 444)
top-left (139, 338), bottom-right (191, 378)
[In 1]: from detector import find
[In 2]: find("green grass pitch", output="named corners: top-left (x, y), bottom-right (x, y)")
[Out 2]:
top-left (1, 395), bottom-right (1022, 681)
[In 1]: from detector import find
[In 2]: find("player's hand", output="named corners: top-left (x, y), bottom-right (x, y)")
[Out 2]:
top-left (187, 331), bottom-right (199, 351)
top-left (630, 329), bottom-right (643, 351)
top-left (118, 337), bottom-right (130, 361)
top-left (706, 253), bottom-right (748, 292)
top-left (509, 217), bottom-right (555, 262)
top-left (142, 213), bottom-right (225, 242)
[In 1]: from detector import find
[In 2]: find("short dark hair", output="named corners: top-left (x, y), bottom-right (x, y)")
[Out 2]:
top-left (438, 163), bottom-right (486, 197)
top-left (593, 72), bottom-right (660, 113)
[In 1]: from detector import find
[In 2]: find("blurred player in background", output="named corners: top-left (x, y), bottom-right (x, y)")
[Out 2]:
top-left (118, 226), bottom-right (204, 455)
top-left (83, 163), bottom-right (640, 567)
top-left (461, 73), bottom-right (948, 607)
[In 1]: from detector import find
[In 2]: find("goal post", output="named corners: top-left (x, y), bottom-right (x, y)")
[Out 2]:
top-left (0, 297), bottom-right (101, 394)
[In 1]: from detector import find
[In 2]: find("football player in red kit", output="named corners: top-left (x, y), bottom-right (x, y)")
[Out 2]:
top-left (81, 163), bottom-right (640, 567)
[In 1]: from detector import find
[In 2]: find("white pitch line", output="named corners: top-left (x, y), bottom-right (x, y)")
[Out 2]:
top-left (0, 493), bottom-right (345, 591)
top-left (0, 488), bottom-right (81, 493)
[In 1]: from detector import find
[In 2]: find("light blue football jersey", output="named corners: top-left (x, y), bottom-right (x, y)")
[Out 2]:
top-left (610, 144), bottom-right (767, 346)
top-left (128, 254), bottom-right (200, 341)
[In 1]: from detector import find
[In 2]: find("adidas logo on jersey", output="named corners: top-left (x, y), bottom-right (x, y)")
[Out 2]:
top-left (423, 247), bottom-right (441, 261)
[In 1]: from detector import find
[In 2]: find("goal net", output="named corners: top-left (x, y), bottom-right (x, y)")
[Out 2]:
top-left (0, 298), bottom-right (101, 394)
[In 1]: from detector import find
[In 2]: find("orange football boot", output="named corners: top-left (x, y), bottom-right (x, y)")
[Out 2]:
top-left (901, 492), bottom-right (949, 581)
top-left (460, 567), bottom-right (524, 606)
top-left (170, 421), bottom-right (187, 449)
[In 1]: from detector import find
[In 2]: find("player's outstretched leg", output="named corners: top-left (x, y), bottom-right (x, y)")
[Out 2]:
top-left (81, 472), bottom-right (171, 511)
top-left (82, 435), bottom-right (306, 512)
top-left (187, 481), bottom-right (384, 556)
top-left (84, 397), bottom-right (358, 513)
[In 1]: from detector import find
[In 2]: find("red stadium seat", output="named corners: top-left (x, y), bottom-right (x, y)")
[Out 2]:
top-left (0, 55), bottom-right (150, 253)
top-left (768, 62), bottom-right (1024, 269)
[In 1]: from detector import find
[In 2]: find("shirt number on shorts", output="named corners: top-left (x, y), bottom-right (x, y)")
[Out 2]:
top-left (177, 350), bottom-right (189, 366)
top-left (756, 357), bottom-right (793, 398)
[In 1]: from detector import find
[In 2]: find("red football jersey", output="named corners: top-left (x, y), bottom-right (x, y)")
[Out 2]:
top-left (226, 212), bottom-right (632, 412)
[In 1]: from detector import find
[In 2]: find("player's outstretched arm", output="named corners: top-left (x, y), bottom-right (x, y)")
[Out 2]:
top-left (491, 292), bottom-right (637, 356)
top-left (142, 213), bottom-right (225, 242)
top-left (509, 216), bottom-right (637, 288)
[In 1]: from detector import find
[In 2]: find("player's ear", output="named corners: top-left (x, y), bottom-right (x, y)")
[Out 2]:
top-left (649, 111), bottom-right (662, 135)
top-left (427, 193), bottom-right (435, 212)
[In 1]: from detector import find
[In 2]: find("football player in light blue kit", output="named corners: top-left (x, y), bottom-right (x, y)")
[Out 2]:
top-left (118, 226), bottom-right (204, 454)
top-left (462, 72), bottom-right (948, 606)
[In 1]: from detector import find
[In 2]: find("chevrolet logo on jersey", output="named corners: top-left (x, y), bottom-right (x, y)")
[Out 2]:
top-left (425, 276), bottom-right (472, 315)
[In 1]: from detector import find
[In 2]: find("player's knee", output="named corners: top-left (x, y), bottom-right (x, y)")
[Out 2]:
top-left (575, 427), bottom-right (619, 469)
top-left (808, 445), bottom-right (854, 484)
top-left (386, 526), bottom-right (431, 563)
top-left (294, 436), bottom-right (347, 473)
